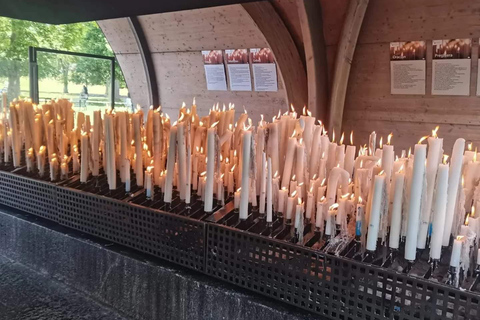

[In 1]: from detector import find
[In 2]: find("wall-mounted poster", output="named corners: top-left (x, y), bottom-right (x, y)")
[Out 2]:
top-left (202, 50), bottom-right (227, 91)
top-left (225, 49), bottom-right (252, 91)
top-left (250, 48), bottom-right (278, 92)
top-left (389, 41), bottom-right (426, 95)
top-left (432, 39), bottom-right (471, 96)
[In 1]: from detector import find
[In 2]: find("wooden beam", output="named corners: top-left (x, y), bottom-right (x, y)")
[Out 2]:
top-left (328, 0), bottom-right (369, 135)
top-left (242, 2), bottom-right (307, 113)
top-left (297, 0), bottom-right (329, 120)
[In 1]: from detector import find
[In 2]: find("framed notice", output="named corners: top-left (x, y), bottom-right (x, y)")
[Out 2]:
top-left (202, 50), bottom-right (227, 91)
top-left (432, 39), bottom-right (471, 96)
top-left (390, 41), bottom-right (426, 95)
top-left (225, 49), bottom-right (252, 91)
top-left (250, 48), bottom-right (278, 92)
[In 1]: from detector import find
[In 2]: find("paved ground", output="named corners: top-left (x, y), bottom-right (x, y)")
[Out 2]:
top-left (0, 255), bottom-right (129, 320)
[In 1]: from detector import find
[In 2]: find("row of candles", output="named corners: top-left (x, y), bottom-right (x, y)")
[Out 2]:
top-left (1, 94), bottom-right (480, 287)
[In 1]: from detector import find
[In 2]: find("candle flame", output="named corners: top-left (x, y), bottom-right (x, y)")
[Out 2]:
top-left (379, 136), bottom-right (383, 149)
top-left (379, 170), bottom-right (385, 175)
top-left (462, 175), bottom-right (465, 187)
top-left (291, 130), bottom-right (296, 138)
top-left (309, 185), bottom-right (314, 193)
top-left (237, 187), bottom-right (242, 192)
top-left (332, 130), bottom-right (335, 143)
top-left (282, 187), bottom-right (288, 191)
top-left (360, 160), bottom-right (363, 168)
top-left (234, 150), bottom-right (237, 157)
top-left (292, 174), bottom-right (296, 181)
top-left (211, 121), bottom-right (219, 128)
top-left (322, 127), bottom-right (327, 136)
top-left (350, 131), bottom-right (354, 145)
top-left (320, 196), bottom-right (326, 202)
top-left (277, 109), bottom-right (281, 118)
top-left (178, 112), bottom-right (185, 122)
top-left (340, 132), bottom-right (344, 145)
top-left (398, 164), bottom-right (405, 173)
top-left (302, 106), bottom-right (307, 116)
top-left (228, 124), bottom-right (233, 131)
top-left (291, 190), bottom-right (297, 197)
top-left (358, 196), bottom-right (363, 204)
top-left (474, 150), bottom-right (478, 162)
top-left (408, 147), bottom-right (412, 158)
top-left (387, 132), bottom-right (393, 145)
top-left (290, 104), bottom-right (295, 113)
top-left (472, 206), bottom-right (476, 217)
top-left (312, 173), bottom-right (318, 180)
top-left (274, 171), bottom-right (279, 178)
top-left (329, 203), bottom-right (339, 211)
top-left (297, 197), bottom-right (302, 205)
top-left (230, 164), bottom-right (236, 172)
top-left (200, 171), bottom-right (206, 177)
top-left (418, 136), bottom-right (428, 144)
top-left (299, 138), bottom-right (303, 144)
top-left (456, 235), bottom-right (464, 241)
top-left (321, 178), bottom-right (326, 186)
top-left (468, 142), bottom-right (473, 151)
top-left (199, 121), bottom-right (204, 127)
top-left (200, 147), bottom-right (204, 154)
top-left (341, 193), bottom-right (350, 199)
top-left (432, 126), bottom-right (439, 138)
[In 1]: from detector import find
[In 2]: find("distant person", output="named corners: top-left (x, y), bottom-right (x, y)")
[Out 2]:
top-left (82, 85), bottom-right (89, 97)
top-left (80, 85), bottom-right (89, 108)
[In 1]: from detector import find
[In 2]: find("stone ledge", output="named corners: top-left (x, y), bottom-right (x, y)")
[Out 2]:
top-left (0, 206), bottom-right (320, 320)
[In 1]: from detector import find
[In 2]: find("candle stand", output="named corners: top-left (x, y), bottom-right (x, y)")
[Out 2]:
top-left (0, 163), bottom-right (479, 319)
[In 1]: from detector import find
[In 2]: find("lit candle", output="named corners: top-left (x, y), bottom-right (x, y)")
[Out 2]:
top-left (309, 126), bottom-right (323, 178)
top-left (418, 128), bottom-right (443, 249)
top-left (366, 173), bottom-right (385, 251)
top-left (125, 159), bottom-right (131, 192)
top-left (286, 190), bottom-right (297, 221)
top-left (278, 187), bottom-right (288, 215)
top-left (404, 139), bottom-right (427, 260)
top-left (177, 117), bottom-right (188, 200)
top-left (92, 110), bottom-right (101, 177)
top-left (443, 138), bottom-right (465, 246)
top-left (259, 152), bottom-right (267, 214)
top-left (104, 113), bottom-right (116, 190)
top-left (234, 188), bottom-right (241, 209)
top-left (336, 193), bottom-right (350, 226)
top-left (37, 145), bottom-right (46, 177)
top-left (306, 186), bottom-right (314, 221)
top-left (295, 139), bottom-right (305, 186)
top-left (450, 236), bottom-right (464, 267)
top-left (325, 203), bottom-right (338, 237)
top-left (145, 166), bottom-right (153, 198)
top-left (50, 154), bottom-right (58, 182)
top-left (316, 197), bottom-right (326, 229)
top-left (356, 197), bottom-right (365, 238)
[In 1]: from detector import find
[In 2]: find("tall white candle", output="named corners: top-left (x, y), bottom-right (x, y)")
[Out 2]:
top-left (239, 128), bottom-right (252, 219)
top-left (418, 134), bottom-right (443, 249)
top-left (259, 152), bottom-right (267, 214)
top-left (266, 157), bottom-right (273, 223)
top-left (80, 133), bottom-right (89, 183)
top-left (204, 123), bottom-right (218, 212)
top-left (389, 172), bottom-right (405, 249)
top-left (344, 145), bottom-right (356, 177)
top-left (164, 126), bottom-right (177, 203)
top-left (430, 164), bottom-right (449, 260)
top-left (92, 110), bottom-right (101, 177)
top-left (177, 120), bottom-right (188, 200)
top-left (404, 142), bottom-right (427, 261)
top-left (295, 139), bottom-right (305, 186)
top-left (278, 187), bottom-right (287, 214)
top-left (366, 174), bottom-right (385, 251)
top-left (443, 138), bottom-right (465, 246)
top-left (309, 126), bottom-right (323, 178)
top-left (281, 135), bottom-right (296, 189)
top-left (133, 113), bottom-right (143, 186)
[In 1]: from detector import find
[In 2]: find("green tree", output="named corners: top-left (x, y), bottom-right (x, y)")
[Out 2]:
top-left (71, 22), bottom-right (126, 96)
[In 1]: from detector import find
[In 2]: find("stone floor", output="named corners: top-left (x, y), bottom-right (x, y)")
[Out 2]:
top-left (0, 255), bottom-right (129, 320)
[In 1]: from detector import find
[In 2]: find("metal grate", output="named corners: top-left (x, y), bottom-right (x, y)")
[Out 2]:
top-left (0, 170), bottom-right (58, 221)
top-left (205, 223), bottom-right (480, 320)
top-left (56, 185), bottom-right (206, 271)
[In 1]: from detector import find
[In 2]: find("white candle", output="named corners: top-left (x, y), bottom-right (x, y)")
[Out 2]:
top-left (336, 193), bottom-right (349, 226)
top-left (267, 122), bottom-right (279, 179)
top-left (286, 191), bottom-right (297, 220)
top-left (92, 110), bottom-right (101, 177)
top-left (145, 167), bottom-right (153, 198)
top-left (366, 174), bottom-right (385, 251)
top-left (404, 142), bottom-right (427, 260)
top-left (450, 236), bottom-right (464, 267)
top-left (239, 128), bottom-right (252, 219)
top-left (259, 153), bottom-right (267, 214)
top-left (281, 135), bottom-right (296, 189)
top-left (133, 113), bottom-right (143, 186)
top-left (325, 204), bottom-right (338, 236)
top-left (443, 138), bottom-right (465, 246)
top-left (335, 144), bottom-right (345, 168)
top-left (104, 113), bottom-right (116, 190)
top-left (80, 133), bottom-right (89, 183)
top-left (316, 199), bottom-right (326, 228)
top-left (204, 123), bottom-right (217, 212)
top-left (152, 111), bottom-right (163, 186)
top-left (356, 198), bottom-right (365, 237)
top-left (306, 186), bottom-right (314, 220)
top-left (278, 187), bottom-right (287, 214)
top-left (295, 139), bottom-right (305, 186)
top-left (326, 167), bottom-right (349, 208)
top-left (344, 145), bottom-right (356, 177)
top-left (418, 134), bottom-right (443, 249)
top-left (389, 172), bottom-right (405, 249)
top-left (164, 126), bottom-right (177, 203)
top-left (266, 157), bottom-right (273, 223)
top-left (177, 120), bottom-right (188, 200)
top-left (427, 163), bottom-right (449, 259)
top-left (256, 123), bottom-right (266, 194)
top-left (234, 188), bottom-right (241, 209)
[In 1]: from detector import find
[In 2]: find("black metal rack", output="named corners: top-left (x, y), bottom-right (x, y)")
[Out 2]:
top-left (0, 165), bottom-right (478, 319)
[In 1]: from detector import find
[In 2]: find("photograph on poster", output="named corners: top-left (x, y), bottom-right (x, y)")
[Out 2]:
top-left (202, 50), bottom-right (227, 91)
top-left (225, 49), bottom-right (252, 91)
top-left (432, 39), bottom-right (471, 96)
top-left (250, 48), bottom-right (277, 92)
top-left (389, 41), bottom-right (426, 95)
